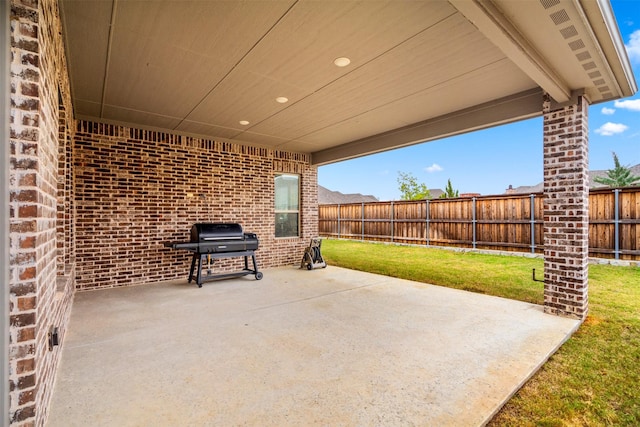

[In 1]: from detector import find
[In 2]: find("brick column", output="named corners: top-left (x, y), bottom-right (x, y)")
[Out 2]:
top-left (542, 93), bottom-right (589, 320)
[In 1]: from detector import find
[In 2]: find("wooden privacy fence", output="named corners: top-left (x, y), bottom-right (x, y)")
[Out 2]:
top-left (318, 187), bottom-right (640, 261)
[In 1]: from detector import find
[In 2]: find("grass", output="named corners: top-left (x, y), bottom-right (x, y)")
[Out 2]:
top-left (321, 239), bottom-right (640, 426)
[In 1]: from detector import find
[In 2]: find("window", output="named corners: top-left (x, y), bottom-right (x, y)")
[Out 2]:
top-left (275, 174), bottom-right (299, 237)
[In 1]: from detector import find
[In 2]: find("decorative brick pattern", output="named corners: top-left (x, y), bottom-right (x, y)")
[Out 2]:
top-left (73, 121), bottom-right (318, 290)
top-left (542, 93), bottom-right (590, 319)
top-left (56, 95), bottom-right (75, 279)
top-left (9, 0), bottom-right (75, 424)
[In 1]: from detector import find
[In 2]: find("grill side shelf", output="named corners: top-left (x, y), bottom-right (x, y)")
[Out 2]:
top-left (164, 242), bottom-right (198, 250)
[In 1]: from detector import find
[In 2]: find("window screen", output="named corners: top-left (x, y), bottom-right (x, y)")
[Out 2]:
top-left (274, 174), bottom-right (299, 237)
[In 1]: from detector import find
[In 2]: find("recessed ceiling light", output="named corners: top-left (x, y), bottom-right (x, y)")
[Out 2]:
top-left (276, 96), bottom-right (289, 103)
top-left (334, 57), bottom-right (351, 67)
top-left (239, 120), bottom-right (250, 125)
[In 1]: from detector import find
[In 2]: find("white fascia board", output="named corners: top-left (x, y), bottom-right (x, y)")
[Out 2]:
top-left (581, 0), bottom-right (637, 97)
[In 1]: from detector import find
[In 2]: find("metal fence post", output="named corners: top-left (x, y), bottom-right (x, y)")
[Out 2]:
top-left (530, 194), bottom-right (536, 253)
top-left (472, 197), bottom-right (477, 249)
top-left (361, 202), bottom-right (365, 241)
top-left (425, 199), bottom-right (430, 246)
top-left (614, 189), bottom-right (620, 260)
top-left (390, 201), bottom-right (394, 242)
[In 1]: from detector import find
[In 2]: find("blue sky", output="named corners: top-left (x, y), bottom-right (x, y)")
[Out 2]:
top-left (318, 0), bottom-right (640, 201)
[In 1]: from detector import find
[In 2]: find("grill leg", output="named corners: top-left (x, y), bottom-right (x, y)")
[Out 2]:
top-left (196, 254), bottom-right (205, 288)
top-left (188, 253), bottom-right (198, 283)
top-left (251, 254), bottom-right (263, 280)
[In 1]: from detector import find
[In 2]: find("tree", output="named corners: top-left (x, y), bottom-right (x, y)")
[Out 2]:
top-left (440, 179), bottom-right (459, 198)
top-left (397, 172), bottom-right (430, 200)
top-left (594, 152), bottom-right (640, 188)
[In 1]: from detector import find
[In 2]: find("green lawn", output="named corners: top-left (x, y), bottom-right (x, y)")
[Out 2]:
top-left (321, 239), bottom-right (640, 426)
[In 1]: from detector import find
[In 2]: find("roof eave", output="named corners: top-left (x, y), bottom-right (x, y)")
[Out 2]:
top-left (580, 0), bottom-right (638, 100)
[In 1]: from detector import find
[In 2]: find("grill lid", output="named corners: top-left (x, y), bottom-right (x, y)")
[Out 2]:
top-left (190, 223), bottom-right (244, 242)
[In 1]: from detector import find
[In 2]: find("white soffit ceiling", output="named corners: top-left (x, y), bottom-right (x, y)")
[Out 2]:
top-left (59, 0), bottom-right (636, 165)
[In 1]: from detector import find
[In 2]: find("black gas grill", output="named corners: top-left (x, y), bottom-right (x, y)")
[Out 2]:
top-left (165, 223), bottom-right (262, 287)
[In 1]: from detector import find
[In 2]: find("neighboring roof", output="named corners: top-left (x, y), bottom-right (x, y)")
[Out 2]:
top-left (318, 186), bottom-right (448, 203)
top-left (506, 164), bottom-right (640, 194)
top-left (318, 186), bottom-right (378, 205)
top-left (429, 189), bottom-right (445, 199)
top-left (60, 0), bottom-right (636, 166)
top-left (507, 183), bottom-right (544, 194)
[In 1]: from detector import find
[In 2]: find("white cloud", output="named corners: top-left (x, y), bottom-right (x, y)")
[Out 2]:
top-left (594, 122), bottom-right (629, 136)
top-left (626, 29), bottom-right (640, 63)
top-left (425, 163), bottom-right (443, 173)
top-left (614, 99), bottom-right (640, 112)
top-left (601, 107), bottom-right (615, 115)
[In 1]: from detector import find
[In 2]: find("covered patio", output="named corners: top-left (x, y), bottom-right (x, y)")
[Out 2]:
top-left (4, 0), bottom-right (636, 424)
top-left (48, 267), bottom-right (579, 426)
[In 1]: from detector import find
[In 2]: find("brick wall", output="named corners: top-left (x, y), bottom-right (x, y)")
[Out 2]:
top-left (9, 0), bottom-right (75, 424)
top-left (542, 93), bottom-right (589, 320)
top-left (73, 122), bottom-right (318, 290)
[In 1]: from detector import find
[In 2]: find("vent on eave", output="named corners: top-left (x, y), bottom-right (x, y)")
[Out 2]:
top-left (588, 71), bottom-right (602, 79)
top-left (559, 25), bottom-right (578, 39)
top-left (540, 0), bottom-right (561, 9)
top-left (568, 39), bottom-right (585, 51)
top-left (582, 61), bottom-right (597, 71)
top-left (576, 51), bottom-right (591, 61)
top-left (550, 9), bottom-right (570, 25)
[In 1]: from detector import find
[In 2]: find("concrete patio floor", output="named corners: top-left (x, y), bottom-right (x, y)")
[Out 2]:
top-left (47, 266), bottom-right (580, 426)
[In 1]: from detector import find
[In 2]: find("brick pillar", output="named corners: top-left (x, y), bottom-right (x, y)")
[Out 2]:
top-left (542, 93), bottom-right (589, 320)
